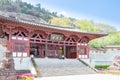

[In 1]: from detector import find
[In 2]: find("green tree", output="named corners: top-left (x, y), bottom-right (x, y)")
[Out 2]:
top-left (0, 0), bottom-right (12, 5)
top-left (94, 23), bottom-right (116, 32)
top-left (89, 31), bottom-right (120, 48)
top-left (36, 3), bottom-right (41, 10)
top-left (74, 20), bottom-right (97, 32)
top-left (49, 17), bottom-right (72, 27)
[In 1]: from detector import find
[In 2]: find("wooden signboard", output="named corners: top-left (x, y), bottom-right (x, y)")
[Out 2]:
top-left (50, 34), bottom-right (63, 41)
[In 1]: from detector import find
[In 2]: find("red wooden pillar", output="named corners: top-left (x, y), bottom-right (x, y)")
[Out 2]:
top-left (27, 32), bottom-right (30, 57)
top-left (45, 32), bottom-right (50, 58)
top-left (45, 40), bottom-right (48, 57)
top-left (76, 42), bottom-right (79, 59)
top-left (8, 27), bottom-right (12, 51)
top-left (63, 41), bottom-right (66, 58)
top-left (86, 43), bottom-right (90, 58)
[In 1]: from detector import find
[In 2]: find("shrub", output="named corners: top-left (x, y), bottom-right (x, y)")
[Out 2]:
top-left (95, 65), bottom-right (110, 69)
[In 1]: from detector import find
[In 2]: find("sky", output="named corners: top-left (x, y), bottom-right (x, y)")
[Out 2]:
top-left (22, 0), bottom-right (120, 30)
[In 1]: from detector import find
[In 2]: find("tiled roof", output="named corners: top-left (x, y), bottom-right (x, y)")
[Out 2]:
top-left (0, 14), bottom-right (107, 35)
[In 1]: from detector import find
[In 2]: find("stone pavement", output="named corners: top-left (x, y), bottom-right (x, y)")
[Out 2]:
top-left (35, 74), bottom-right (120, 80)
top-left (34, 58), bottom-right (96, 77)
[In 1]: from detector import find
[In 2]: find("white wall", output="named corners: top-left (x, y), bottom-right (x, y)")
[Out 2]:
top-left (81, 49), bottom-right (120, 68)
top-left (14, 57), bottom-right (30, 70)
top-left (0, 45), bottom-right (7, 60)
top-left (90, 49), bottom-right (120, 66)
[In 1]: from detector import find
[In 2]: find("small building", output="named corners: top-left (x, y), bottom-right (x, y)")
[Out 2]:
top-left (0, 15), bottom-right (107, 59)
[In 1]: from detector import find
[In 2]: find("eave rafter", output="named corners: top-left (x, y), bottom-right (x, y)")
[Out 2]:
top-left (0, 17), bottom-right (107, 41)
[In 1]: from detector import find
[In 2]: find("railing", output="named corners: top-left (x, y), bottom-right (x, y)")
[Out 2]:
top-left (47, 50), bottom-right (58, 57)
top-left (30, 38), bottom-right (77, 46)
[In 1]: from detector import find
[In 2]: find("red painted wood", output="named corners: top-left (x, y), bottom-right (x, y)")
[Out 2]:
top-left (0, 17), bottom-right (107, 58)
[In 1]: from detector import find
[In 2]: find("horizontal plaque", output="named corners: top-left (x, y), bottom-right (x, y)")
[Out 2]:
top-left (50, 34), bottom-right (63, 41)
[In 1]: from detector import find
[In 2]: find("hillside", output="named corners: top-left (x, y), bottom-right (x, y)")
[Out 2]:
top-left (0, 0), bottom-right (117, 32)
top-left (0, 0), bottom-right (119, 48)
top-left (0, 0), bottom-right (58, 23)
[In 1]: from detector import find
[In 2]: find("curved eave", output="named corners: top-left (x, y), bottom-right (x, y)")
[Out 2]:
top-left (0, 16), bottom-right (108, 41)
top-left (88, 33), bottom-right (108, 41)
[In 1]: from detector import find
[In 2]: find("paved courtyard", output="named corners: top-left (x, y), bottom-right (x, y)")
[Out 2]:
top-left (35, 74), bottom-right (120, 80)
top-left (34, 58), bottom-right (96, 77)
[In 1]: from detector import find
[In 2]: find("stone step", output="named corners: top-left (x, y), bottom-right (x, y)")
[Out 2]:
top-left (34, 58), bottom-right (96, 77)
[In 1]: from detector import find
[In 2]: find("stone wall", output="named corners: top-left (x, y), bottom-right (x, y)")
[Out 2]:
top-left (81, 49), bottom-right (120, 68)
top-left (108, 55), bottom-right (120, 71)
top-left (89, 49), bottom-right (120, 65)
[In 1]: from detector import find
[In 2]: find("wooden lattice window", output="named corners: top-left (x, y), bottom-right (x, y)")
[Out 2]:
top-left (14, 43), bottom-right (26, 52)
top-left (70, 47), bottom-right (76, 53)
top-left (78, 48), bottom-right (86, 55)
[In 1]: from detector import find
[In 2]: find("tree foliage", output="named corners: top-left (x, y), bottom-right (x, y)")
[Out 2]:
top-left (49, 17), bottom-right (72, 27)
top-left (89, 31), bottom-right (120, 48)
top-left (94, 23), bottom-right (117, 32)
top-left (74, 20), bottom-right (99, 32)
top-left (0, 0), bottom-right (12, 5)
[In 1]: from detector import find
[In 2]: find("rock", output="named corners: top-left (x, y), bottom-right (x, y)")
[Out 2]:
top-left (0, 51), bottom-right (16, 80)
top-left (108, 55), bottom-right (120, 71)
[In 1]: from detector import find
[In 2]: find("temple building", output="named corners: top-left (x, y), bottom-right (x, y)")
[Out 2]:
top-left (0, 15), bottom-right (107, 59)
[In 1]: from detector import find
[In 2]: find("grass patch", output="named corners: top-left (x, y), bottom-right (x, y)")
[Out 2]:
top-left (95, 65), bottom-right (110, 69)
top-left (16, 70), bottom-right (30, 73)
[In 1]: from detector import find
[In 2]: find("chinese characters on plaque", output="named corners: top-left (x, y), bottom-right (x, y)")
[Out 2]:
top-left (50, 34), bottom-right (63, 41)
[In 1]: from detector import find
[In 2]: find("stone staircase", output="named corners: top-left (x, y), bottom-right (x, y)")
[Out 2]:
top-left (34, 58), bottom-right (96, 77)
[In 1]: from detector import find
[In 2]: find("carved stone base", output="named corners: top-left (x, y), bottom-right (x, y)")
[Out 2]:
top-left (0, 51), bottom-right (17, 80)
top-left (0, 72), bottom-right (16, 80)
